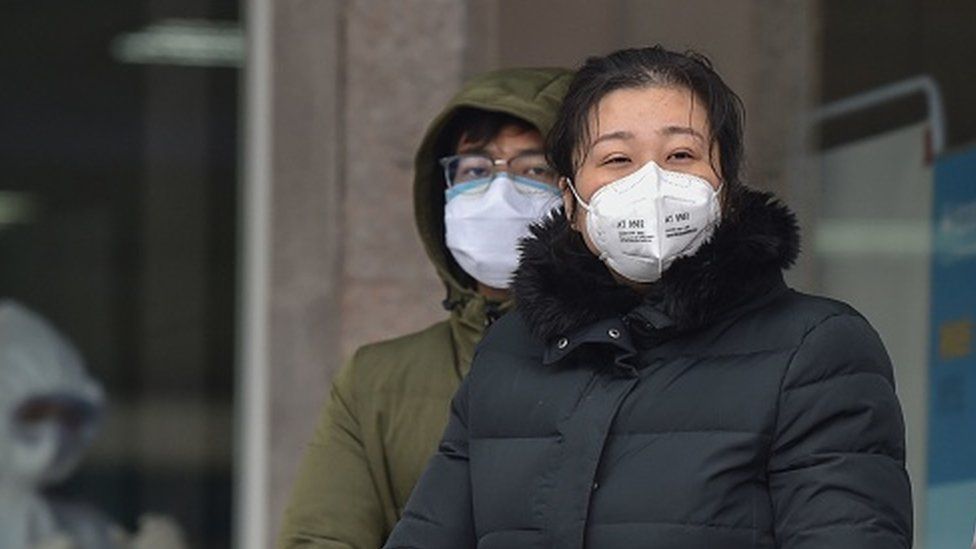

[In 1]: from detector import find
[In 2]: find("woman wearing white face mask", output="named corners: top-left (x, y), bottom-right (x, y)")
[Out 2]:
top-left (385, 46), bottom-right (912, 549)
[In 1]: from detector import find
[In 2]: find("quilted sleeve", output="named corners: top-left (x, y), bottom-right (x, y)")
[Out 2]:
top-left (768, 312), bottom-right (913, 548)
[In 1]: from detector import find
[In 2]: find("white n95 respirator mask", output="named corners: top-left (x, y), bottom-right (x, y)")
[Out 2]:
top-left (568, 160), bottom-right (722, 283)
top-left (445, 174), bottom-right (561, 289)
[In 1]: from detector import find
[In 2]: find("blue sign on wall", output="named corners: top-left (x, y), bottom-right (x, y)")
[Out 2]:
top-left (927, 146), bottom-right (976, 549)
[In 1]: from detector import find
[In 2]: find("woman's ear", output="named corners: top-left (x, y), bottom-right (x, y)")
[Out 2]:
top-left (559, 177), bottom-right (577, 229)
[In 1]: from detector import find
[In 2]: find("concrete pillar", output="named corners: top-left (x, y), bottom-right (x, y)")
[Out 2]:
top-left (262, 0), bottom-right (344, 547)
top-left (339, 0), bottom-right (466, 361)
top-left (752, 0), bottom-right (821, 292)
top-left (251, 1), bottom-right (470, 547)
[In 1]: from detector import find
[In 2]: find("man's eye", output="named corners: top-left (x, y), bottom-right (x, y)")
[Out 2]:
top-left (602, 156), bottom-right (630, 166)
top-left (459, 167), bottom-right (490, 178)
top-left (524, 166), bottom-right (553, 176)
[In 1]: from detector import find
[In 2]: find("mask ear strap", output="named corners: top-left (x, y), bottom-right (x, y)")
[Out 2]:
top-left (564, 178), bottom-right (592, 212)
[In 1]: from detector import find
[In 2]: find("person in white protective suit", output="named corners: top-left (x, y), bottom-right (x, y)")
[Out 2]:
top-left (0, 300), bottom-right (187, 549)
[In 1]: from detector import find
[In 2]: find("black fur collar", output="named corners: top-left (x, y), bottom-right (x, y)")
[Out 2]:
top-left (513, 187), bottom-right (800, 343)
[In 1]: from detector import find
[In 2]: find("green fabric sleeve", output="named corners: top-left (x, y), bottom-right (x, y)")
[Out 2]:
top-left (276, 355), bottom-right (386, 549)
top-left (383, 365), bottom-right (476, 548)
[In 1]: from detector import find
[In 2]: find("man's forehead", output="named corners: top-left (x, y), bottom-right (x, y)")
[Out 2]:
top-left (457, 130), bottom-right (544, 156)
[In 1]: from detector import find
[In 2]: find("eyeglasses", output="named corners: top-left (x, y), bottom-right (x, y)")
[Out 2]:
top-left (439, 153), bottom-right (559, 195)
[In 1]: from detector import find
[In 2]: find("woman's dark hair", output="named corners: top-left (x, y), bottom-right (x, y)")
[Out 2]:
top-left (548, 45), bottom-right (746, 201)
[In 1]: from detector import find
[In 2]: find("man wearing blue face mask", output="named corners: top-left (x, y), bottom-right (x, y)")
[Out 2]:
top-left (277, 67), bottom-right (573, 549)
top-left (441, 121), bottom-right (563, 295)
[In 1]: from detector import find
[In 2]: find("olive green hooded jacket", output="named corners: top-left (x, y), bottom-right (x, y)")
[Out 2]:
top-left (276, 67), bottom-right (573, 549)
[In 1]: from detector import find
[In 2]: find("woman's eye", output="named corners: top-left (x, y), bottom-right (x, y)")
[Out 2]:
top-left (668, 150), bottom-right (695, 162)
top-left (601, 156), bottom-right (630, 166)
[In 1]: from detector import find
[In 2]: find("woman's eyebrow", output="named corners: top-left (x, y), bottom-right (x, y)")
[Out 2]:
top-left (590, 130), bottom-right (635, 149)
top-left (659, 126), bottom-right (706, 142)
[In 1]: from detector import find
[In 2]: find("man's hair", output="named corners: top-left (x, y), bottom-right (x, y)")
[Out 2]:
top-left (437, 107), bottom-right (537, 161)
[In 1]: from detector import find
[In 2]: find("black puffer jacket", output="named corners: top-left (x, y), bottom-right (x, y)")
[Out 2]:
top-left (384, 188), bottom-right (913, 549)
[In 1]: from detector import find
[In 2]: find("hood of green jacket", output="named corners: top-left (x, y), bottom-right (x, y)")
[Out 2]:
top-left (413, 67), bottom-right (573, 314)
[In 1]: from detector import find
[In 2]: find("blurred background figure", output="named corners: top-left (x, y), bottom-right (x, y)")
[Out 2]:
top-left (0, 300), bottom-right (187, 549)
top-left (0, 300), bottom-right (115, 548)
